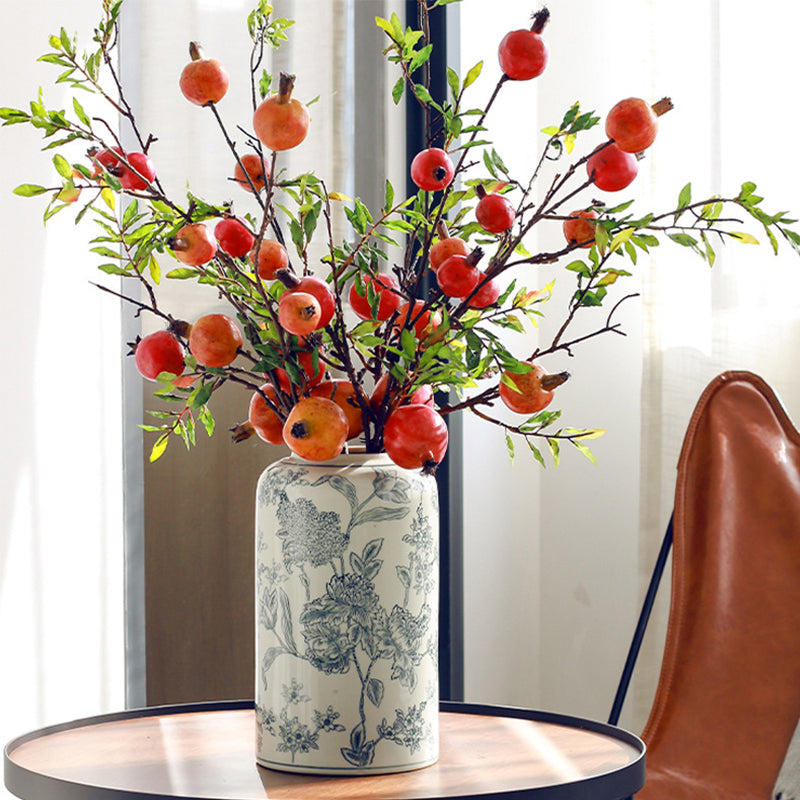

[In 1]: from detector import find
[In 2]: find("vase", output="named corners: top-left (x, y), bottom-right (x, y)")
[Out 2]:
top-left (254, 452), bottom-right (439, 775)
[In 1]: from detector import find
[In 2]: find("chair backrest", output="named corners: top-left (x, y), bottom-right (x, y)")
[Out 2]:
top-left (639, 371), bottom-right (800, 799)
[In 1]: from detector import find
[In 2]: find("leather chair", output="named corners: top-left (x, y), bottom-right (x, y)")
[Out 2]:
top-left (610, 371), bottom-right (800, 799)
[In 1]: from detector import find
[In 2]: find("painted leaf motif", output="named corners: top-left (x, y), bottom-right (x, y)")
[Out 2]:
top-left (278, 588), bottom-right (297, 653)
top-left (352, 505), bottom-right (409, 527)
top-left (260, 646), bottom-right (285, 690)
top-left (363, 560), bottom-right (383, 581)
top-left (349, 552), bottom-right (365, 575)
top-left (362, 538), bottom-right (384, 563)
top-left (261, 646), bottom-right (285, 677)
top-left (396, 565), bottom-right (411, 588)
top-left (366, 677), bottom-right (385, 708)
top-left (324, 475), bottom-right (359, 511)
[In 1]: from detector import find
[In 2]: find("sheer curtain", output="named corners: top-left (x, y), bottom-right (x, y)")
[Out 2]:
top-left (460, 0), bottom-right (800, 731)
top-left (0, 0), bottom-right (125, 786)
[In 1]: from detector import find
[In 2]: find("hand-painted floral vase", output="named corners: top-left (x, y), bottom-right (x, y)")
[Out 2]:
top-left (254, 452), bottom-right (439, 774)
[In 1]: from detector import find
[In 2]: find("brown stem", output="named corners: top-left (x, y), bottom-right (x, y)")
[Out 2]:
top-left (277, 73), bottom-right (295, 104)
top-left (188, 41), bottom-right (204, 61)
top-left (531, 7), bottom-right (550, 33)
top-left (652, 97), bottom-right (674, 117)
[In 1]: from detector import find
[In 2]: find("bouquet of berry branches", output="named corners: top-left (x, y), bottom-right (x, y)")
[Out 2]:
top-left (4, 0), bottom-right (797, 471)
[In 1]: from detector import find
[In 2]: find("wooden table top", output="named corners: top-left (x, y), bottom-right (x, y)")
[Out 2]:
top-left (4, 701), bottom-right (645, 800)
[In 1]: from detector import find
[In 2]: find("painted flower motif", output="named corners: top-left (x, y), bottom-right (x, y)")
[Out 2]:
top-left (258, 465), bottom-right (309, 510)
top-left (402, 502), bottom-right (435, 552)
top-left (256, 704), bottom-right (277, 735)
top-left (378, 702), bottom-right (430, 754)
top-left (277, 714), bottom-right (319, 758)
top-left (411, 553), bottom-right (436, 597)
top-left (373, 470), bottom-right (411, 504)
top-left (300, 575), bottom-right (383, 673)
top-left (377, 603), bottom-right (432, 690)
top-left (282, 678), bottom-right (310, 706)
top-left (300, 604), bottom-right (354, 674)
top-left (326, 573), bottom-right (380, 628)
top-left (313, 705), bottom-right (346, 733)
top-left (276, 496), bottom-right (347, 570)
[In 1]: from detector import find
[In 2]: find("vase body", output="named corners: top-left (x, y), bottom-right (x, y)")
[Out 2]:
top-left (254, 452), bottom-right (439, 774)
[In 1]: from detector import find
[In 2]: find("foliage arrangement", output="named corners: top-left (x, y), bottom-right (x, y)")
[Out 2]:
top-left (4, 0), bottom-right (799, 471)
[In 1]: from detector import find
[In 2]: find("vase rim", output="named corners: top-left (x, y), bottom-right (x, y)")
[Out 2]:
top-left (283, 451), bottom-right (393, 468)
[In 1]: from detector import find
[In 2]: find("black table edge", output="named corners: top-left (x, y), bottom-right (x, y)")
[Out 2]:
top-left (4, 699), bottom-right (646, 800)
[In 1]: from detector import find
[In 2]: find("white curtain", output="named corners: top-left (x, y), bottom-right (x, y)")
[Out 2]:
top-left (461, 0), bottom-right (800, 733)
top-left (0, 0), bottom-right (125, 785)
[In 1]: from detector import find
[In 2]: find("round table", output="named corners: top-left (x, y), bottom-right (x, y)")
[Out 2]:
top-left (4, 700), bottom-right (645, 800)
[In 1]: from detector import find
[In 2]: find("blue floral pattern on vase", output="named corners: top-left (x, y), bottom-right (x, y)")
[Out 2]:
top-left (255, 453), bottom-right (439, 774)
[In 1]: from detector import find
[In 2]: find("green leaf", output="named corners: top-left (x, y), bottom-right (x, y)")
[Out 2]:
top-left (677, 182), bottom-right (692, 209)
top-left (463, 60), bottom-right (483, 89)
top-left (13, 183), bottom-right (48, 197)
top-left (412, 83), bottom-right (434, 105)
top-left (527, 440), bottom-right (546, 468)
top-left (53, 153), bottom-right (73, 179)
top-left (573, 439), bottom-right (597, 465)
top-left (668, 233), bottom-right (699, 248)
top-left (594, 224), bottom-right (609, 255)
top-left (391, 76), bottom-right (404, 105)
top-left (190, 382), bottom-right (214, 409)
top-left (122, 199), bottom-right (139, 228)
top-left (97, 263), bottom-right (131, 276)
top-left (166, 267), bottom-right (199, 279)
top-left (729, 231), bottom-right (759, 244)
top-left (505, 432), bottom-right (515, 462)
top-left (446, 66), bottom-right (460, 100)
top-left (149, 433), bottom-right (170, 462)
top-left (408, 43), bottom-right (433, 74)
top-left (547, 438), bottom-right (561, 468)
top-left (608, 227), bottom-right (634, 253)
top-left (148, 254), bottom-right (161, 284)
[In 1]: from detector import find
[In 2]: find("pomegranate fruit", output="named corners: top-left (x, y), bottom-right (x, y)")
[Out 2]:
top-left (248, 383), bottom-right (285, 445)
top-left (349, 274), bottom-right (403, 321)
top-left (133, 330), bottom-right (185, 381)
top-left (179, 41), bottom-right (230, 106)
top-left (215, 217), bottom-right (255, 259)
top-left (188, 313), bottom-right (243, 368)
top-left (253, 73), bottom-right (310, 152)
top-left (410, 147), bottom-right (455, 192)
top-left (563, 209), bottom-right (599, 248)
top-left (383, 404), bottom-right (449, 471)
top-left (437, 248), bottom-right (483, 297)
top-left (233, 153), bottom-right (269, 193)
top-left (277, 290), bottom-right (322, 336)
top-left (475, 186), bottom-right (515, 233)
top-left (497, 9), bottom-right (550, 81)
top-left (284, 274), bottom-right (335, 328)
top-left (169, 223), bottom-right (217, 266)
top-left (120, 152), bottom-right (156, 191)
top-left (466, 274), bottom-right (501, 308)
top-left (283, 396), bottom-right (348, 461)
top-left (587, 143), bottom-right (638, 192)
top-left (605, 96), bottom-right (673, 154)
top-left (430, 223), bottom-right (469, 272)
top-left (273, 347), bottom-right (326, 392)
top-left (499, 362), bottom-right (569, 414)
top-left (393, 300), bottom-right (442, 341)
top-left (370, 373), bottom-right (434, 413)
top-left (310, 379), bottom-right (364, 440)
top-left (253, 239), bottom-right (289, 281)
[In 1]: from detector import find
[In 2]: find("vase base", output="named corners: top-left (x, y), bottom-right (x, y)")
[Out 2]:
top-left (255, 753), bottom-right (439, 776)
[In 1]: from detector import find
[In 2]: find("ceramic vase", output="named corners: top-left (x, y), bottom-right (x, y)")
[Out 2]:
top-left (254, 452), bottom-right (439, 774)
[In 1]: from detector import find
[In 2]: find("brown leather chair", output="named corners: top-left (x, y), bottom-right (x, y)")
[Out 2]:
top-left (610, 371), bottom-right (800, 799)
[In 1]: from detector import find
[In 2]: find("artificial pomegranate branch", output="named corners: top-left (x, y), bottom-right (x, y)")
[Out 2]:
top-left (6, 0), bottom-right (799, 470)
